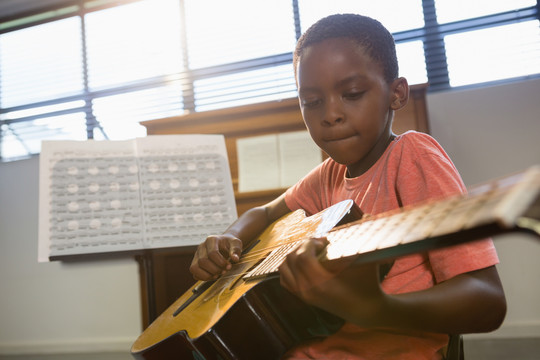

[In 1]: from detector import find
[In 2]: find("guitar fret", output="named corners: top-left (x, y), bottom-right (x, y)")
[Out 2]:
top-left (326, 221), bottom-right (373, 259)
top-left (399, 198), bottom-right (456, 244)
top-left (270, 241), bottom-right (300, 271)
top-left (463, 189), bottom-right (506, 230)
top-left (372, 211), bottom-right (411, 249)
top-left (364, 216), bottom-right (399, 251)
top-left (249, 241), bottom-right (297, 277)
top-left (429, 194), bottom-right (491, 238)
top-left (376, 210), bottom-right (419, 249)
top-left (391, 204), bottom-right (436, 245)
top-left (350, 216), bottom-right (389, 254)
top-left (336, 220), bottom-right (376, 257)
top-left (326, 205), bottom-right (429, 260)
top-left (377, 206), bottom-right (431, 249)
top-left (492, 170), bottom-right (540, 228)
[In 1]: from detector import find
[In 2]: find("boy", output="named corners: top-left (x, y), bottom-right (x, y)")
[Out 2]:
top-left (190, 14), bottom-right (506, 359)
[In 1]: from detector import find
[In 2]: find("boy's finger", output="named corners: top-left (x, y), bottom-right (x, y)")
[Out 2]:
top-left (227, 238), bottom-right (243, 262)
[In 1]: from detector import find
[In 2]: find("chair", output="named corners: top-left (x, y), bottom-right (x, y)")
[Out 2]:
top-left (445, 334), bottom-right (464, 360)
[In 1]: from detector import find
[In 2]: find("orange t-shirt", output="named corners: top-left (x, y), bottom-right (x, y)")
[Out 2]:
top-left (283, 131), bottom-right (499, 360)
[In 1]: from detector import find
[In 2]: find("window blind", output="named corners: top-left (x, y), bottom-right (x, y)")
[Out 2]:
top-left (0, 0), bottom-right (539, 161)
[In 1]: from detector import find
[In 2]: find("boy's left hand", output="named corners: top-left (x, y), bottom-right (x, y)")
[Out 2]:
top-left (278, 237), bottom-right (384, 319)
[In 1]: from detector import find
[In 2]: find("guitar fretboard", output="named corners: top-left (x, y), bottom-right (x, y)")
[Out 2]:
top-left (244, 166), bottom-right (540, 280)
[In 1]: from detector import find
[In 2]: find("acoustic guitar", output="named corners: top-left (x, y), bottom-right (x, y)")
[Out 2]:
top-left (131, 166), bottom-right (540, 360)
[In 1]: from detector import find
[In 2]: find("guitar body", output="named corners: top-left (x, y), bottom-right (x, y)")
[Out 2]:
top-left (131, 200), bottom-right (355, 360)
top-left (133, 277), bottom-right (343, 360)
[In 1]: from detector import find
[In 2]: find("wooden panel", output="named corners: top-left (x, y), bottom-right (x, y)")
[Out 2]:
top-left (137, 83), bottom-right (429, 328)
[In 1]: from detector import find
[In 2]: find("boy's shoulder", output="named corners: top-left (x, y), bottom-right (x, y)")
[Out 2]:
top-left (391, 131), bottom-right (456, 172)
top-left (396, 130), bottom-right (435, 143)
top-left (394, 130), bottom-right (445, 154)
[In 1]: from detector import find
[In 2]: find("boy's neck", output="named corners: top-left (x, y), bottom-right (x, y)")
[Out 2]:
top-left (346, 131), bottom-right (396, 178)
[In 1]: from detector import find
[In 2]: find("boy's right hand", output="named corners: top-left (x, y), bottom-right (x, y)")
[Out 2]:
top-left (189, 197), bottom-right (290, 281)
top-left (189, 234), bottom-right (243, 281)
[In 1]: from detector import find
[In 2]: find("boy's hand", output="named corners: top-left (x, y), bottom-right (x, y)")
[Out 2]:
top-left (279, 237), bottom-right (384, 321)
top-left (278, 237), bottom-right (329, 295)
top-left (190, 234), bottom-right (243, 281)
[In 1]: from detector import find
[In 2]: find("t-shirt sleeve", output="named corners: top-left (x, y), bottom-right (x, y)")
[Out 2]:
top-left (395, 132), bottom-right (466, 206)
top-left (396, 132), bottom-right (499, 282)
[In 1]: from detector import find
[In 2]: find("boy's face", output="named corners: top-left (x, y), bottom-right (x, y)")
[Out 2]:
top-left (296, 38), bottom-right (406, 177)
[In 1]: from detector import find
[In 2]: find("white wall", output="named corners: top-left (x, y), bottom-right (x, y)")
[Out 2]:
top-left (0, 78), bottom-right (539, 355)
top-left (428, 77), bottom-right (540, 339)
top-left (0, 157), bottom-right (142, 355)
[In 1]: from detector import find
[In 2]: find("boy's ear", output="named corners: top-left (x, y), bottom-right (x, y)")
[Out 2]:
top-left (390, 77), bottom-right (409, 110)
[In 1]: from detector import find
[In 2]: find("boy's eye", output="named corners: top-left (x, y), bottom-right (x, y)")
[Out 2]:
top-left (301, 98), bottom-right (322, 108)
top-left (343, 91), bottom-right (364, 100)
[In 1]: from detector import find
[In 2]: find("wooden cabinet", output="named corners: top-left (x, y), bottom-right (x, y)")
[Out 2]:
top-left (138, 84), bottom-right (429, 328)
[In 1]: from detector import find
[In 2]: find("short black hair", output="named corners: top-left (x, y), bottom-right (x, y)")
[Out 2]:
top-left (293, 13), bottom-right (399, 83)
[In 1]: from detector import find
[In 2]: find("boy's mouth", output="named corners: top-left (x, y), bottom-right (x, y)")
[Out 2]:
top-left (324, 132), bottom-right (357, 142)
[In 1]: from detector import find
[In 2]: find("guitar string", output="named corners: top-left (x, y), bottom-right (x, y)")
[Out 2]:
top-left (224, 207), bottom-right (416, 268)
top-left (213, 221), bottom-right (398, 282)
top-left (231, 215), bottom-right (373, 264)
top-left (229, 203), bottom-right (422, 265)
top-left (200, 172), bottom-right (538, 282)
top-left (223, 221), bottom-right (380, 281)
top-left (232, 237), bottom-right (311, 264)
top-left (235, 183), bottom-right (507, 263)
top-left (228, 198), bottom-right (462, 265)
top-left (232, 205), bottom-right (413, 264)
top-left (227, 191), bottom-right (499, 274)
top-left (211, 228), bottom-right (355, 281)
top-left (230, 216), bottom-right (361, 263)
top-left (217, 202), bottom-right (488, 281)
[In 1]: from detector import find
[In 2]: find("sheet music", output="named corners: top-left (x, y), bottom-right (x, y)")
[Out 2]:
top-left (38, 135), bottom-right (237, 262)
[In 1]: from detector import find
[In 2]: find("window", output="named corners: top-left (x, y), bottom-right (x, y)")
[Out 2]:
top-left (1, 0), bottom-right (539, 161)
top-left (429, 0), bottom-right (540, 88)
top-left (298, 0), bottom-right (425, 33)
top-left (84, 0), bottom-right (184, 139)
top-left (435, 0), bottom-right (536, 24)
top-left (0, 16), bottom-right (87, 159)
top-left (445, 20), bottom-right (540, 87)
top-left (183, 0), bottom-right (298, 111)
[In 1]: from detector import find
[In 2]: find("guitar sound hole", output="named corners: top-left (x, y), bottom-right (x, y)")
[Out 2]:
top-left (173, 240), bottom-right (264, 315)
top-left (173, 280), bottom-right (215, 317)
top-left (226, 238), bottom-right (263, 290)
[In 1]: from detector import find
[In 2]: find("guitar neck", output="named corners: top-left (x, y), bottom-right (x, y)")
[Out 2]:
top-left (244, 166), bottom-right (540, 281)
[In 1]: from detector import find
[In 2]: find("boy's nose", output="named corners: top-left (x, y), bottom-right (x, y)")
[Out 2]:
top-left (323, 97), bottom-right (345, 126)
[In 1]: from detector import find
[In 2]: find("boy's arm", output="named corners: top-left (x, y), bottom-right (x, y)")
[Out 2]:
top-left (279, 239), bottom-right (506, 334)
top-left (190, 193), bottom-right (291, 281)
top-left (380, 265), bottom-right (506, 334)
